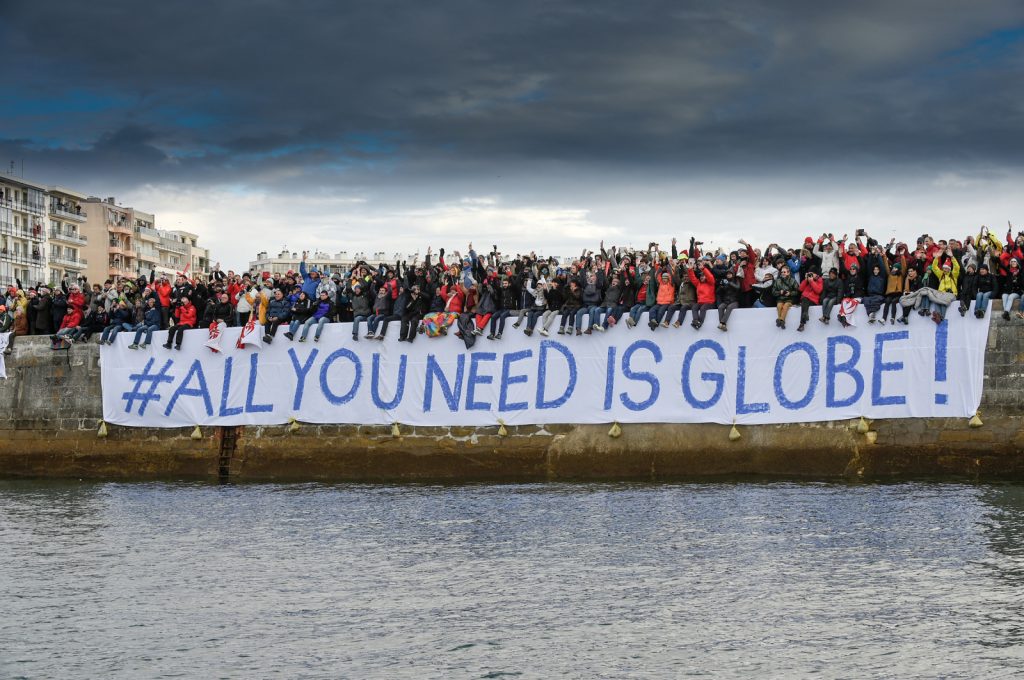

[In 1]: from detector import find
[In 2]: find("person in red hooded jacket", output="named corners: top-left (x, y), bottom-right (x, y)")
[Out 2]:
top-left (797, 271), bottom-right (824, 332)
top-left (50, 303), bottom-right (84, 349)
top-left (154, 275), bottom-right (173, 329)
top-left (687, 263), bottom-right (716, 330)
top-left (163, 296), bottom-right (197, 350)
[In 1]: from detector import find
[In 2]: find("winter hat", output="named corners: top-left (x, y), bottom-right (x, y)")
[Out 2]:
top-left (261, 272), bottom-right (271, 280)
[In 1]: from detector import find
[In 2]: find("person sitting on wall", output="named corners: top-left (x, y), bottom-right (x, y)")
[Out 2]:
top-left (128, 297), bottom-right (162, 350)
top-left (261, 288), bottom-right (291, 344)
top-left (0, 305), bottom-right (15, 355)
top-left (163, 295), bottom-right (197, 350)
top-left (50, 301), bottom-right (84, 350)
top-left (98, 301), bottom-right (133, 345)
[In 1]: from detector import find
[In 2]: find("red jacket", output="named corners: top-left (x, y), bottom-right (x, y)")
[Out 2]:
top-left (175, 302), bottom-right (197, 327)
top-left (66, 291), bottom-right (85, 311)
top-left (155, 281), bottom-right (172, 308)
top-left (688, 266), bottom-right (716, 305)
top-left (59, 307), bottom-right (83, 330)
top-left (740, 244), bottom-right (756, 292)
top-left (799, 276), bottom-right (823, 304)
top-left (227, 282), bottom-right (241, 308)
top-left (442, 284), bottom-right (464, 313)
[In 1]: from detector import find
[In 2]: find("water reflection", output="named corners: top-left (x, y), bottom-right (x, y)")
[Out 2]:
top-left (976, 485), bottom-right (1024, 649)
top-left (0, 481), bottom-right (1022, 678)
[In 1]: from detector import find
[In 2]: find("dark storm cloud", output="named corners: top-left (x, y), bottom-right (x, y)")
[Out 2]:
top-left (1, 0), bottom-right (1023, 190)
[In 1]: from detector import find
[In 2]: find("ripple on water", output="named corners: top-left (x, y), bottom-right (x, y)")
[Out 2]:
top-left (0, 480), bottom-right (1023, 678)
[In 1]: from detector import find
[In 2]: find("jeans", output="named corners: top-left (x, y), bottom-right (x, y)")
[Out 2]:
top-left (367, 314), bottom-right (387, 334)
top-left (975, 291), bottom-right (992, 313)
top-left (351, 315), bottom-right (367, 338)
top-left (629, 304), bottom-right (653, 324)
top-left (1002, 292), bottom-right (1019, 313)
top-left (648, 304), bottom-right (671, 325)
top-left (591, 306), bottom-right (615, 328)
top-left (377, 314), bottom-right (400, 337)
top-left (489, 309), bottom-right (511, 335)
top-left (101, 322), bottom-right (133, 343)
top-left (131, 323), bottom-right (160, 345)
top-left (303, 316), bottom-right (330, 340)
top-left (820, 296), bottom-right (837, 319)
top-left (525, 308), bottom-right (545, 331)
top-left (574, 305), bottom-right (598, 330)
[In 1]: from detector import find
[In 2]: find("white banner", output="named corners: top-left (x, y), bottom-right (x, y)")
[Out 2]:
top-left (100, 307), bottom-right (989, 428)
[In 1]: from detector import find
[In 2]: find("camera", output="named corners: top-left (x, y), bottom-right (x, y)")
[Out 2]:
top-left (856, 228), bottom-right (866, 237)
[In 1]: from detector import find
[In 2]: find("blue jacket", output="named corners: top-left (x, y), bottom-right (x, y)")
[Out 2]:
top-left (109, 307), bottom-right (131, 326)
top-left (299, 260), bottom-right (320, 299)
top-left (312, 300), bottom-right (333, 320)
top-left (267, 298), bottom-right (291, 321)
top-left (143, 307), bottom-right (161, 327)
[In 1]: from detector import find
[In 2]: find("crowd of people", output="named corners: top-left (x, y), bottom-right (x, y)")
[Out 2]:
top-left (2, 225), bottom-right (1020, 354)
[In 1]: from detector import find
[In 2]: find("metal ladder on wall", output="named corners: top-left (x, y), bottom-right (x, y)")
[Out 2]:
top-left (218, 426), bottom-right (240, 483)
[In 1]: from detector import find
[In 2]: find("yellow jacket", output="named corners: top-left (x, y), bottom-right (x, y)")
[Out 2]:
top-left (932, 257), bottom-right (960, 295)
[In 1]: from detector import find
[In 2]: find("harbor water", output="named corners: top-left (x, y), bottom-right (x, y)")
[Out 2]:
top-left (2, 481), bottom-right (1023, 678)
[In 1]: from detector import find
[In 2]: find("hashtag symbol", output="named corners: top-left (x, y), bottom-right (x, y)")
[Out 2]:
top-left (121, 358), bottom-right (176, 416)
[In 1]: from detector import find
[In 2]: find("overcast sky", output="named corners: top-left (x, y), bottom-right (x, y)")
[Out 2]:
top-left (2, 1), bottom-right (1022, 269)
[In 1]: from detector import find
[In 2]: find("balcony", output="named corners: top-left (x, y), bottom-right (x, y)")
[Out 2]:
top-left (49, 228), bottom-right (88, 245)
top-left (108, 266), bottom-right (136, 279)
top-left (49, 204), bottom-right (86, 222)
top-left (1, 250), bottom-right (45, 266)
top-left (0, 221), bottom-right (45, 241)
top-left (109, 222), bottom-right (133, 235)
top-left (109, 241), bottom-right (133, 257)
top-left (0, 196), bottom-right (45, 215)
top-left (50, 254), bottom-right (87, 269)
top-left (158, 240), bottom-right (188, 254)
top-left (136, 225), bottom-right (161, 241)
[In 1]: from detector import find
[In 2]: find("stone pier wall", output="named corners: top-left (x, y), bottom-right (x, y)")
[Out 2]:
top-left (0, 321), bottom-right (1021, 482)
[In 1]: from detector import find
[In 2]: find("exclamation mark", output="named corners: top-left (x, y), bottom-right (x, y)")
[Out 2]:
top-left (934, 320), bottom-right (948, 404)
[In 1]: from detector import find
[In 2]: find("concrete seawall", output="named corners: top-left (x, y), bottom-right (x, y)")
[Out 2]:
top-left (1, 321), bottom-right (1022, 482)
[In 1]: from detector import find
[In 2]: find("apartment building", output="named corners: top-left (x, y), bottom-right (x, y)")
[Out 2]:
top-left (0, 176), bottom-right (49, 288)
top-left (249, 249), bottom-right (422, 277)
top-left (46, 186), bottom-right (89, 283)
top-left (79, 197), bottom-right (138, 283)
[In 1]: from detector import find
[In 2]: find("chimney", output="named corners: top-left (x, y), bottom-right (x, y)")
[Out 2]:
top-left (106, 197), bottom-right (116, 204)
